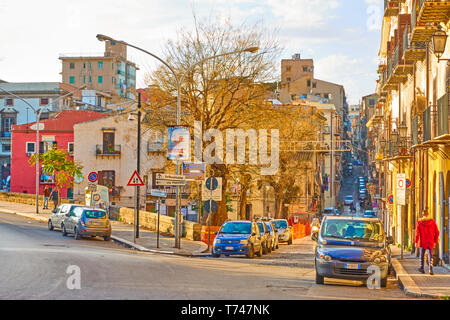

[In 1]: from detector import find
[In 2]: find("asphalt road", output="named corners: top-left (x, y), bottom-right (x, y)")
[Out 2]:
top-left (0, 212), bottom-right (419, 300)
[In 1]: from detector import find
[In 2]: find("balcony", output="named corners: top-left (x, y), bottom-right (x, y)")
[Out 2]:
top-left (393, 45), bottom-right (413, 79)
top-left (437, 93), bottom-right (450, 136)
top-left (0, 131), bottom-right (11, 139)
top-left (96, 145), bottom-right (121, 158)
top-left (384, 0), bottom-right (400, 17)
top-left (417, 0), bottom-right (450, 26)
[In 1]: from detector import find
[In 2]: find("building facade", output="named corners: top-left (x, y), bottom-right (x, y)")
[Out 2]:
top-left (60, 40), bottom-right (137, 101)
top-left (10, 110), bottom-right (108, 197)
top-left (372, 0), bottom-right (450, 264)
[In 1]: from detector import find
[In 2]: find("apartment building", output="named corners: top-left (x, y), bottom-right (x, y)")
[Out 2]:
top-left (372, 0), bottom-right (450, 264)
top-left (60, 40), bottom-right (137, 102)
top-left (279, 54), bottom-right (347, 113)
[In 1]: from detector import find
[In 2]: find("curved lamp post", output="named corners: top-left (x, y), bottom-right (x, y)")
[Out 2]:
top-left (0, 84), bottom-right (86, 214)
top-left (96, 34), bottom-right (258, 248)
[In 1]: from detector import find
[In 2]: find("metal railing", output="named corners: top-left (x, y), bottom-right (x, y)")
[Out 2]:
top-left (96, 144), bottom-right (121, 155)
top-left (437, 93), bottom-right (450, 136)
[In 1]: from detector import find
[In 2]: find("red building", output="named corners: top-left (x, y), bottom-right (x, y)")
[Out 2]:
top-left (11, 110), bottom-right (108, 198)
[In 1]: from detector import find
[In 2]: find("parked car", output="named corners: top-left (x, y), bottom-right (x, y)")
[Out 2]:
top-left (212, 221), bottom-right (263, 258)
top-left (272, 219), bottom-right (293, 245)
top-left (313, 216), bottom-right (393, 287)
top-left (257, 221), bottom-right (272, 254)
top-left (265, 221), bottom-right (279, 251)
top-left (62, 207), bottom-right (111, 241)
top-left (364, 210), bottom-right (377, 218)
top-left (359, 191), bottom-right (367, 200)
top-left (344, 196), bottom-right (353, 206)
top-left (323, 207), bottom-right (340, 216)
top-left (48, 204), bottom-right (83, 231)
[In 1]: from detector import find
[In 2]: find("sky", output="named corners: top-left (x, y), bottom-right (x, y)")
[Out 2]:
top-left (0, 0), bottom-right (384, 105)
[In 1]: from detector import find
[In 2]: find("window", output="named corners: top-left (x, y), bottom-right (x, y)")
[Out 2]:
top-left (69, 76), bottom-right (75, 84)
top-left (286, 77), bottom-right (291, 83)
top-left (83, 76), bottom-right (86, 84)
top-left (369, 99), bottom-right (375, 106)
top-left (98, 170), bottom-right (115, 188)
top-left (307, 80), bottom-right (311, 87)
top-left (98, 76), bottom-right (103, 84)
top-left (2, 144), bottom-right (10, 152)
top-left (312, 82), bottom-right (317, 88)
top-left (286, 66), bottom-right (291, 72)
top-left (303, 66), bottom-right (308, 72)
top-left (89, 76), bottom-right (92, 83)
top-left (1, 113), bottom-right (16, 134)
top-left (26, 142), bottom-right (35, 153)
top-left (102, 131), bottom-right (115, 154)
top-left (83, 62), bottom-right (86, 69)
top-left (68, 142), bottom-right (74, 154)
top-left (89, 62), bottom-right (92, 69)
top-left (324, 93), bottom-right (330, 99)
top-left (40, 98), bottom-right (49, 106)
top-left (69, 62), bottom-right (75, 69)
top-left (39, 141), bottom-right (56, 154)
top-left (98, 61), bottom-right (103, 69)
top-left (5, 98), bottom-right (13, 106)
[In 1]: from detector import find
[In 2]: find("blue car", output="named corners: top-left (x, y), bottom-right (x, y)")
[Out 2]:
top-left (313, 216), bottom-right (393, 287)
top-left (212, 221), bottom-right (263, 259)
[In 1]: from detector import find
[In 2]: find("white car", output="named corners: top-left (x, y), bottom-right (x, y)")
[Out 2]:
top-left (344, 196), bottom-right (353, 206)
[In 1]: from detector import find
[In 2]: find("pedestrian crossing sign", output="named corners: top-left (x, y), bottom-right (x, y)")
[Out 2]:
top-left (127, 170), bottom-right (145, 186)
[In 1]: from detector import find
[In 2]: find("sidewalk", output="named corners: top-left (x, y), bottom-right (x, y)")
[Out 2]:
top-left (0, 200), bottom-right (208, 257)
top-left (391, 246), bottom-right (450, 299)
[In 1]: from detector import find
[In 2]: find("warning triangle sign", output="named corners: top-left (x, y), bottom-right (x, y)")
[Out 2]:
top-left (127, 170), bottom-right (145, 186)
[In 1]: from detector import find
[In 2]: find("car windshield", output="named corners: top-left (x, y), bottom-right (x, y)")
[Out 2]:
top-left (265, 223), bottom-right (272, 232)
top-left (273, 220), bottom-right (288, 229)
top-left (257, 222), bottom-right (265, 233)
top-left (321, 219), bottom-right (383, 242)
top-left (69, 206), bottom-right (82, 213)
top-left (345, 196), bottom-right (352, 200)
top-left (220, 223), bottom-right (251, 234)
top-left (84, 210), bottom-right (106, 219)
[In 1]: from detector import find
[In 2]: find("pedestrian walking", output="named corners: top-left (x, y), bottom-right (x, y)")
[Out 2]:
top-left (50, 188), bottom-right (59, 213)
top-left (43, 186), bottom-right (51, 210)
top-left (415, 209), bottom-right (439, 275)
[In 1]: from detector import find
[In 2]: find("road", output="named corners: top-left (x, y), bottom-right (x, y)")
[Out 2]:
top-left (0, 212), bottom-right (420, 300)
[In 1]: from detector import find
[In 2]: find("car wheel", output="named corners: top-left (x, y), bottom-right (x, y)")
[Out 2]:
top-left (288, 236), bottom-right (293, 245)
top-left (104, 235), bottom-right (111, 241)
top-left (247, 246), bottom-right (255, 259)
top-left (48, 220), bottom-right (54, 231)
top-left (262, 243), bottom-right (268, 255)
top-left (380, 276), bottom-right (388, 288)
top-left (267, 242), bottom-right (272, 253)
top-left (315, 261), bottom-right (325, 285)
top-left (211, 248), bottom-right (220, 258)
top-left (62, 224), bottom-right (67, 236)
top-left (256, 245), bottom-right (263, 257)
top-left (74, 227), bottom-right (81, 240)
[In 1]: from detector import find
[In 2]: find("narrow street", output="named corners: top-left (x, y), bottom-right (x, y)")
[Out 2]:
top-left (0, 211), bottom-right (418, 300)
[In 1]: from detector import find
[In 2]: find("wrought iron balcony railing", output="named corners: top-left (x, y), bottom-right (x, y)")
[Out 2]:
top-left (96, 144), bottom-right (121, 156)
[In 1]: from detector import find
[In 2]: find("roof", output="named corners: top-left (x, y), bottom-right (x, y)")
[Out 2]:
top-left (0, 82), bottom-right (61, 94)
top-left (11, 110), bottom-right (109, 133)
top-left (323, 216), bottom-right (380, 221)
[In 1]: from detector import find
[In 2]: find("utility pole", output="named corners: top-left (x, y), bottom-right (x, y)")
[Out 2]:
top-left (136, 93), bottom-right (141, 239)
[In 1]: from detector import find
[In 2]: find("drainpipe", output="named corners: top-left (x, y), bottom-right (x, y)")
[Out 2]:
top-left (439, 172), bottom-right (445, 265)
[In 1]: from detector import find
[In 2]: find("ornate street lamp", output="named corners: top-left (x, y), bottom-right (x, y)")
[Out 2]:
top-left (432, 25), bottom-right (449, 62)
top-left (391, 129), bottom-right (399, 144)
top-left (398, 121), bottom-right (407, 139)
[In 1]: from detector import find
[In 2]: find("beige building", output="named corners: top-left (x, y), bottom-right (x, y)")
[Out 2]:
top-left (60, 40), bottom-right (137, 103)
top-left (73, 112), bottom-right (165, 208)
top-left (279, 54), bottom-right (347, 113)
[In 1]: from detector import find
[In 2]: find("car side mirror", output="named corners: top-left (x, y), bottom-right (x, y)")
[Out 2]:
top-left (215, 232), bottom-right (218, 235)
top-left (311, 232), bottom-right (318, 242)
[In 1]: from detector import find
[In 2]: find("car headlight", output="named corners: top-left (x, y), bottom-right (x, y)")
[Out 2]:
top-left (374, 256), bottom-right (387, 264)
top-left (213, 239), bottom-right (221, 245)
top-left (318, 253), bottom-right (332, 261)
top-left (240, 239), bottom-right (248, 245)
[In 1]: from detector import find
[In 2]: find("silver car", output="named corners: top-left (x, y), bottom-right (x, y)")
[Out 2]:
top-left (62, 207), bottom-right (111, 241)
top-left (48, 204), bottom-right (83, 231)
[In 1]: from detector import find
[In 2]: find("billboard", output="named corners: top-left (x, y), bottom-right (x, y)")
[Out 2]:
top-left (167, 126), bottom-right (190, 161)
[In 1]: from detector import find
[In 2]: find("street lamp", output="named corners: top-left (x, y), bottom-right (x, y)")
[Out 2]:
top-left (0, 84), bottom-right (86, 214)
top-left (432, 24), bottom-right (449, 62)
top-left (96, 34), bottom-right (259, 248)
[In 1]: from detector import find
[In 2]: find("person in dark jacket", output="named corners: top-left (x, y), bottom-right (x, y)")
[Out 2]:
top-left (415, 209), bottom-right (439, 275)
top-left (50, 189), bottom-right (59, 213)
top-left (43, 186), bottom-right (51, 210)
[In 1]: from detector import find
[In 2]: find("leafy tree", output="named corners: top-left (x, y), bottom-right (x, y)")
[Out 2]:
top-left (29, 146), bottom-right (83, 204)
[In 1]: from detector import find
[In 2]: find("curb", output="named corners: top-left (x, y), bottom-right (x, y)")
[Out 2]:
top-left (0, 208), bottom-right (49, 223)
top-left (392, 258), bottom-right (447, 299)
top-left (111, 235), bottom-right (209, 257)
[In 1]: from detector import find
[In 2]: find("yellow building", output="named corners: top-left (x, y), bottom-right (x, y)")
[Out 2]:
top-left (372, 0), bottom-right (450, 264)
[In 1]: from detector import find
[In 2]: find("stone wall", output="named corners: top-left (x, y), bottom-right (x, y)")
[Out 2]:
top-left (119, 207), bottom-right (201, 241)
top-left (0, 192), bottom-right (83, 207)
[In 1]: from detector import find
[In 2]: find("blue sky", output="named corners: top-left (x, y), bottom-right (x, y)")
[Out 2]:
top-left (0, 0), bottom-right (383, 104)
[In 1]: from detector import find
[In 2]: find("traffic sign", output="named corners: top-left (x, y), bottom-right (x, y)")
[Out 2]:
top-left (206, 177), bottom-right (218, 191)
top-left (150, 189), bottom-right (167, 198)
top-left (156, 173), bottom-right (185, 181)
top-left (155, 180), bottom-right (186, 186)
top-left (406, 179), bottom-right (411, 189)
top-left (88, 172), bottom-right (98, 183)
top-left (203, 200), bottom-right (218, 214)
top-left (388, 195), bottom-right (394, 204)
top-left (127, 170), bottom-right (145, 186)
top-left (372, 201), bottom-right (378, 208)
top-left (182, 162), bottom-right (206, 181)
top-left (93, 194), bottom-right (101, 202)
top-left (202, 177), bottom-right (222, 201)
